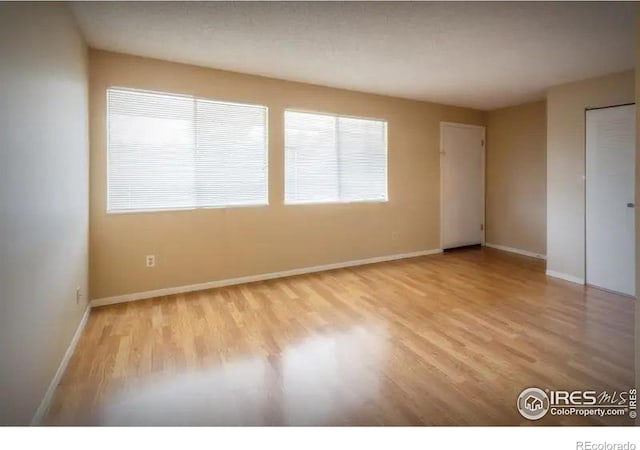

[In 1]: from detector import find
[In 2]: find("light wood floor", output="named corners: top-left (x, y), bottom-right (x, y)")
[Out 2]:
top-left (45, 247), bottom-right (635, 426)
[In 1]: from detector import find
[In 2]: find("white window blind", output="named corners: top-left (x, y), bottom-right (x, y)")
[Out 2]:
top-left (285, 111), bottom-right (387, 204)
top-left (107, 88), bottom-right (268, 212)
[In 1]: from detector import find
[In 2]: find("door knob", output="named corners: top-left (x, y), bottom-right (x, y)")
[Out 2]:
top-left (627, 203), bottom-right (635, 208)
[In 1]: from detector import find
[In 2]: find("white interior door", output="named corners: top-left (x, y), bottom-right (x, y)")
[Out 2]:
top-left (586, 104), bottom-right (635, 296)
top-left (441, 123), bottom-right (485, 249)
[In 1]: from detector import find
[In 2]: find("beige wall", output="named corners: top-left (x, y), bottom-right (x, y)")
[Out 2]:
top-left (0, 4), bottom-right (89, 424)
top-left (546, 70), bottom-right (635, 281)
top-left (486, 101), bottom-right (547, 256)
top-left (89, 50), bottom-right (485, 300)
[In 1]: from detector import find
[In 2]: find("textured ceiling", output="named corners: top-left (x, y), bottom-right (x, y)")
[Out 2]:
top-left (70, 1), bottom-right (636, 110)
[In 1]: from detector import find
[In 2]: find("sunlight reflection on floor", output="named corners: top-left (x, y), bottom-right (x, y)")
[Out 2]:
top-left (98, 324), bottom-right (388, 425)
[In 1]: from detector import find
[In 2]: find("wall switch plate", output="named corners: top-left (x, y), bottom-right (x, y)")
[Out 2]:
top-left (146, 255), bottom-right (156, 267)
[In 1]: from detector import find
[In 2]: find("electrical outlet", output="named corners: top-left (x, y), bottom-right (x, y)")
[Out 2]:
top-left (146, 255), bottom-right (156, 268)
top-left (75, 287), bottom-right (81, 304)
top-left (391, 231), bottom-right (399, 241)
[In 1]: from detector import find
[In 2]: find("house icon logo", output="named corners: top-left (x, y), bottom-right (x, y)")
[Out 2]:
top-left (517, 387), bottom-right (550, 420)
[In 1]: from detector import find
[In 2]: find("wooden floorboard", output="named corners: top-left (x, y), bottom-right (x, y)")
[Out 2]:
top-left (45, 247), bottom-right (635, 425)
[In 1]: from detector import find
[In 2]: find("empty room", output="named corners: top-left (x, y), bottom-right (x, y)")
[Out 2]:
top-left (1, 0), bottom-right (639, 444)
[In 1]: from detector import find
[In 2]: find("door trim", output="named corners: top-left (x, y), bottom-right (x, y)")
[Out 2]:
top-left (585, 102), bottom-right (635, 112)
top-left (439, 122), bottom-right (486, 250)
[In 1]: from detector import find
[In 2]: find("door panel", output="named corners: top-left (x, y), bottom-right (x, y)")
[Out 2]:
top-left (441, 124), bottom-right (484, 249)
top-left (586, 104), bottom-right (635, 296)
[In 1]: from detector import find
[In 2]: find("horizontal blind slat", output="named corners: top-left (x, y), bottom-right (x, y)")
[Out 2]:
top-left (195, 98), bottom-right (267, 207)
top-left (284, 111), bottom-right (387, 204)
top-left (107, 88), bottom-right (267, 212)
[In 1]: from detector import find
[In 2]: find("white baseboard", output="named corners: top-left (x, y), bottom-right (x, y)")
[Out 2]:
top-left (484, 243), bottom-right (546, 260)
top-left (31, 304), bottom-right (91, 425)
top-left (91, 248), bottom-right (443, 308)
top-left (545, 270), bottom-right (585, 285)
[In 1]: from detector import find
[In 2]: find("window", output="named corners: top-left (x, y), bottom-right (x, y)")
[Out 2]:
top-left (284, 110), bottom-right (387, 204)
top-left (107, 88), bottom-right (268, 212)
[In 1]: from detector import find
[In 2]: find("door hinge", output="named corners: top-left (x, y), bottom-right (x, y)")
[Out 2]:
top-left (480, 224), bottom-right (484, 231)
top-left (481, 139), bottom-right (485, 146)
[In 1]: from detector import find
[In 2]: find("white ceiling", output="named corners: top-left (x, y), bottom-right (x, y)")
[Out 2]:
top-left (70, 1), bottom-right (636, 110)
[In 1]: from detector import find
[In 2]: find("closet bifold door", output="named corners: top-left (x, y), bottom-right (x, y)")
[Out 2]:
top-left (585, 104), bottom-right (636, 296)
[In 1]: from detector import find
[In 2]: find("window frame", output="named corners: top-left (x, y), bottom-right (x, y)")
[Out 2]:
top-left (283, 108), bottom-right (389, 206)
top-left (105, 86), bottom-right (269, 214)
